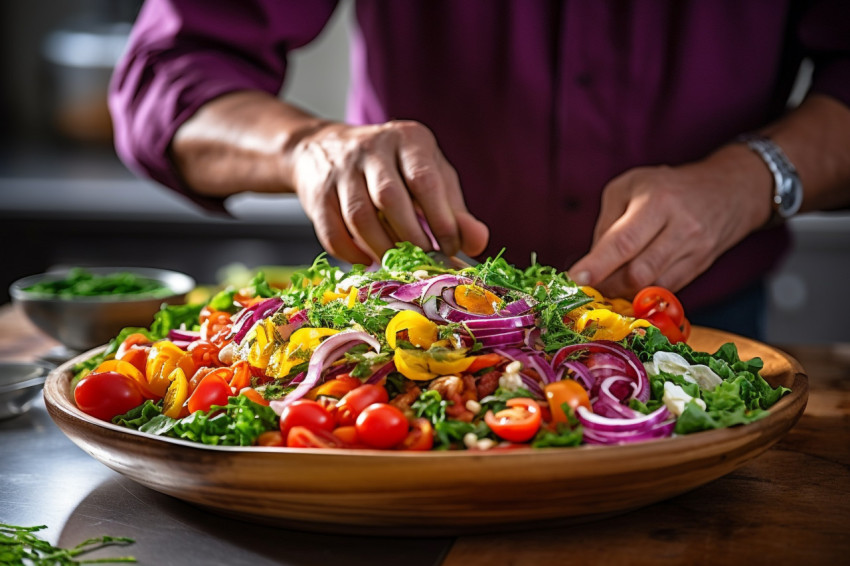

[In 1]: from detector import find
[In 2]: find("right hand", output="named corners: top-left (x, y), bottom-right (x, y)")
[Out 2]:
top-left (290, 120), bottom-right (489, 265)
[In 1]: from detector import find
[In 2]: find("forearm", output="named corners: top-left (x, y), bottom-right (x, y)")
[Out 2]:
top-left (170, 90), bottom-right (332, 198)
top-left (759, 94), bottom-right (850, 213)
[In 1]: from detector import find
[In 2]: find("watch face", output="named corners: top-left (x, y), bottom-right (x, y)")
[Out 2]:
top-left (777, 176), bottom-right (803, 218)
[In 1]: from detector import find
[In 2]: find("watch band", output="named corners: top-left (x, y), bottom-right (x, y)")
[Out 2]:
top-left (737, 134), bottom-right (803, 222)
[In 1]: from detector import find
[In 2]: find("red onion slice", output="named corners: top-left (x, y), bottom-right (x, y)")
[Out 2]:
top-left (269, 331), bottom-right (381, 415)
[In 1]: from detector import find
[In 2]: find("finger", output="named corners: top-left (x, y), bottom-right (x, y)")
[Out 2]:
top-left (307, 187), bottom-right (373, 265)
top-left (568, 197), bottom-right (666, 287)
top-left (398, 145), bottom-right (461, 255)
top-left (336, 172), bottom-right (395, 262)
top-left (592, 225), bottom-right (689, 298)
top-left (592, 172), bottom-right (633, 244)
top-left (362, 153), bottom-right (431, 250)
top-left (442, 162), bottom-right (490, 256)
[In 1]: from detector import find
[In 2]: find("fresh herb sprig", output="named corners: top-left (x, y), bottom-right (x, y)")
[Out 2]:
top-left (0, 523), bottom-right (136, 565)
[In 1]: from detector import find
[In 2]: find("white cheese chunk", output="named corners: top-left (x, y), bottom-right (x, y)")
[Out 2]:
top-left (662, 381), bottom-right (706, 417)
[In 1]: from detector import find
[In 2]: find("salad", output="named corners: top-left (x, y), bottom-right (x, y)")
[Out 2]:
top-left (70, 244), bottom-right (788, 451)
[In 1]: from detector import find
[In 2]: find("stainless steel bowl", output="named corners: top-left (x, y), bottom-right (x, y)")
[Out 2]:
top-left (0, 362), bottom-right (51, 420)
top-left (9, 267), bottom-right (195, 351)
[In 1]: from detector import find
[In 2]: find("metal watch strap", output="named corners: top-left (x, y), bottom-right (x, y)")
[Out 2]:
top-left (737, 134), bottom-right (803, 222)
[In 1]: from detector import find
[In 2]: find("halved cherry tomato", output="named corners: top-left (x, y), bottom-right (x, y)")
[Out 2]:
top-left (74, 371), bottom-right (145, 421)
top-left (633, 286), bottom-right (685, 326)
top-left (306, 374), bottom-right (362, 400)
top-left (116, 346), bottom-right (149, 377)
top-left (397, 418), bottom-right (434, 451)
top-left (335, 384), bottom-right (389, 426)
top-left (146, 341), bottom-right (195, 397)
top-left (279, 399), bottom-right (335, 439)
top-left (355, 403), bottom-right (409, 449)
top-left (544, 380), bottom-right (591, 424)
top-left (645, 311), bottom-right (686, 344)
top-left (162, 367), bottom-right (189, 418)
top-left (187, 371), bottom-right (231, 413)
top-left (287, 426), bottom-right (348, 449)
top-left (484, 398), bottom-right (542, 443)
top-left (256, 431), bottom-right (285, 447)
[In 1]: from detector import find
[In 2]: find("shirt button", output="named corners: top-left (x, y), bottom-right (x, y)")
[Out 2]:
top-left (563, 196), bottom-right (581, 210)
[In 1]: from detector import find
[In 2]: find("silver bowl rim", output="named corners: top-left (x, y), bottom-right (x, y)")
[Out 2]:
top-left (9, 267), bottom-right (196, 304)
top-left (0, 361), bottom-right (52, 395)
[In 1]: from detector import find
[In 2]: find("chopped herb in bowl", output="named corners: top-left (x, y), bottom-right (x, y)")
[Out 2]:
top-left (23, 268), bottom-right (173, 299)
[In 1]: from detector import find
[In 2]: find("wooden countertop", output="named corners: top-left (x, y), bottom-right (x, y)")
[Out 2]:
top-left (1, 304), bottom-right (848, 565)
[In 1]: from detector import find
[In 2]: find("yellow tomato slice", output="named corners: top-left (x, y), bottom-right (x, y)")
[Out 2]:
top-left (162, 367), bottom-right (189, 418)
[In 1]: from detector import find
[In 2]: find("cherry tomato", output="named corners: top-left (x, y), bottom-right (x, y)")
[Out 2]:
top-left (397, 418), bottom-right (434, 451)
top-left (335, 384), bottom-right (389, 426)
top-left (544, 380), bottom-right (591, 423)
top-left (287, 426), bottom-right (348, 449)
top-left (256, 431), bottom-right (285, 447)
top-left (93, 358), bottom-right (157, 399)
top-left (187, 371), bottom-right (231, 414)
top-left (633, 286), bottom-right (685, 326)
top-left (279, 399), bottom-right (335, 438)
top-left (355, 403), bottom-right (409, 449)
top-left (484, 398), bottom-right (542, 443)
top-left (645, 311), bottom-right (686, 344)
top-left (115, 333), bottom-right (152, 359)
top-left (74, 371), bottom-right (145, 421)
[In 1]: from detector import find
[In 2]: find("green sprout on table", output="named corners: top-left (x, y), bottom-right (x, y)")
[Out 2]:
top-left (0, 523), bottom-right (136, 565)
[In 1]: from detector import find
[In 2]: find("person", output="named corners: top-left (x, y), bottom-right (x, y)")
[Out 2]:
top-left (109, 0), bottom-right (850, 338)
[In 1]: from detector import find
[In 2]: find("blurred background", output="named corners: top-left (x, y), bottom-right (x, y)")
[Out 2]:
top-left (1, 0), bottom-right (848, 343)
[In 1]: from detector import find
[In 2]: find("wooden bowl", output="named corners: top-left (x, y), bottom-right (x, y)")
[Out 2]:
top-left (43, 327), bottom-right (808, 536)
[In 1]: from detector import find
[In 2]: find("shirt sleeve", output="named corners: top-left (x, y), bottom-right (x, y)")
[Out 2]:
top-left (798, 0), bottom-right (850, 107)
top-left (108, 0), bottom-right (339, 212)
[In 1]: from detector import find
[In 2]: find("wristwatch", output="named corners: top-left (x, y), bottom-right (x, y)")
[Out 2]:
top-left (738, 134), bottom-right (803, 222)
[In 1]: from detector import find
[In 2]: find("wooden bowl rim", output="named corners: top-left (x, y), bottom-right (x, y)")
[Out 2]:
top-left (43, 327), bottom-right (809, 461)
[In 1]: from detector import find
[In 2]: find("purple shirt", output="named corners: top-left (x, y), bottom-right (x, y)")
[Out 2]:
top-left (109, 0), bottom-right (850, 310)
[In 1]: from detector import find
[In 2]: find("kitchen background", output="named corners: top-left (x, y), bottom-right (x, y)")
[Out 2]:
top-left (1, 0), bottom-right (848, 343)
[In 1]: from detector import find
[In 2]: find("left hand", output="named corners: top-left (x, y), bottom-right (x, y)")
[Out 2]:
top-left (568, 144), bottom-right (773, 299)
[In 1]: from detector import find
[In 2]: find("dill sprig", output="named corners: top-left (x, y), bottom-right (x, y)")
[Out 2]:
top-left (0, 523), bottom-right (136, 565)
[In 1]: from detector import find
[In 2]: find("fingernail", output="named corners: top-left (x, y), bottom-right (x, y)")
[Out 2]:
top-left (571, 270), bottom-right (591, 286)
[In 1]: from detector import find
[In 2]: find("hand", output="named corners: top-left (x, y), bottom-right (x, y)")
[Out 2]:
top-left (290, 120), bottom-right (489, 265)
top-left (568, 145), bottom-right (773, 299)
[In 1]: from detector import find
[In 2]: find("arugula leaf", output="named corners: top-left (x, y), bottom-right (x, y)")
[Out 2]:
top-left (531, 423), bottom-right (584, 448)
top-left (112, 400), bottom-right (163, 429)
